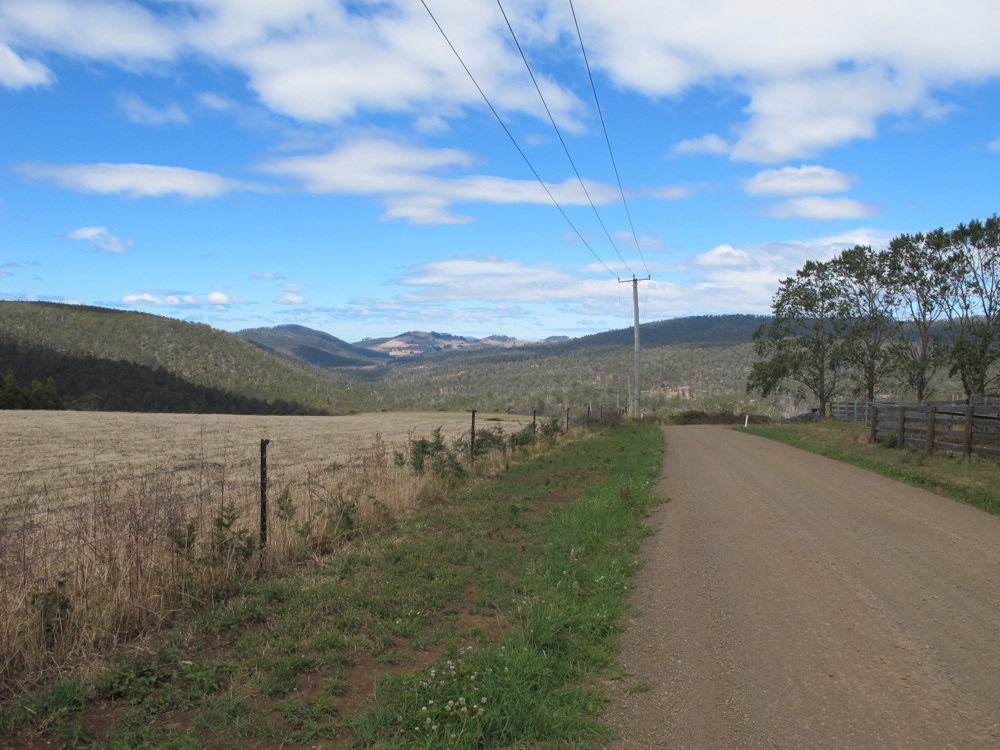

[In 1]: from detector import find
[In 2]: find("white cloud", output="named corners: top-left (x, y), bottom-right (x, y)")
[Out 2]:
top-left (730, 67), bottom-right (930, 162)
top-left (0, 0), bottom-right (179, 63)
top-left (198, 91), bottom-right (238, 111)
top-left (17, 162), bottom-right (254, 198)
top-left (0, 42), bottom-right (53, 88)
top-left (122, 292), bottom-right (198, 306)
top-left (672, 134), bottom-right (730, 157)
top-left (276, 293), bottom-right (305, 304)
top-left (745, 165), bottom-right (854, 196)
top-left (396, 255), bottom-right (617, 304)
top-left (652, 230), bottom-right (894, 314)
top-left (766, 196), bottom-right (881, 220)
top-left (121, 290), bottom-right (247, 307)
top-left (250, 271), bottom-right (286, 280)
top-left (261, 138), bottom-right (635, 224)
top-left (117, 93), bottom-right (189, 126)
top-left (6, 0), bottom-right (1000, 169)
top-left (611, 231), bottom-right (666, 252)
top-left (64, 225), bottom-right (133, 253)
top-left (990, 137), bottom-right (1000, 152)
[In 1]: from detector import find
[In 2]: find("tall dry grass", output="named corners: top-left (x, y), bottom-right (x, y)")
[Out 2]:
top-left (0, 411), bottom-right (537, 696)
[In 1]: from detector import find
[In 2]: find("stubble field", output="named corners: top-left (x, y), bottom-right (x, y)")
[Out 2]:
top-left (0, 410), bottom-right (530, 693)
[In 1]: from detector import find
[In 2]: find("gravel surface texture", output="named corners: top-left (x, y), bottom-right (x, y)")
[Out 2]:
top-left (602, 425), bottom-right (1000, 749)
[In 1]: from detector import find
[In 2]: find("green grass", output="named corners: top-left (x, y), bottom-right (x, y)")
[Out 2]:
top-left (745, 420), bottom-right (1000, 515)
top-left (2, 423), bottom-right (664, 749)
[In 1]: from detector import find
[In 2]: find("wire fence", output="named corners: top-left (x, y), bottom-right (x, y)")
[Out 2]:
top-left (1, 412), bottom-right (551, 693)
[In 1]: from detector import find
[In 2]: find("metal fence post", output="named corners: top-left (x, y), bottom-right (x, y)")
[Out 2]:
top-left (869, 405), bottom-right (878, 444)
top-left (897, 405), bottom-right (906, 450)
top-left (259, 439), bottom-right (270, 549)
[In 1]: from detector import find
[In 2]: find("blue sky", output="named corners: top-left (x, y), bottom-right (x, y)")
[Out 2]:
top-left (2, 0), bottom-right (999, 342)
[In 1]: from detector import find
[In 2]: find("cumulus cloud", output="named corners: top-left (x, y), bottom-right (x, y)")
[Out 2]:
top-left (649, 229), bottom-right (894, 314)
top-left (18, 162), bottom-right (254, 198)
top-left (8, 1), bottom-right (999, 164)
top-left (63, 225), bottom-right (133, 253)
top-left (766, 196), bottom-right (881, 220)
top-left (117, 93), bottom-right (189, 125)
top-left (276, 293), bottom-right (305, 304)
top-left (121, 290), bottom-right (248, 307)
top-left (744, 165), bottom-right (854, 196)
top-left (0, 0), bottom-right (179, 63)
top-left (0, 42), bottom-right (53, 88)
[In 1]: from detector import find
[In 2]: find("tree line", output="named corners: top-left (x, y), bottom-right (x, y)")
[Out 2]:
top-left (748, 214), bottom-right (1000, 415)
top-left (0, 370), bottom-right (66, 410)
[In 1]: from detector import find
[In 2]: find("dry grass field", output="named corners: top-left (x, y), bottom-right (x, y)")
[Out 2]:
top-left (0, 410), bottom-right (532, 694)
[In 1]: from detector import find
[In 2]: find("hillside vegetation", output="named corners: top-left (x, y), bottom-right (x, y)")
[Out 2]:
top-left (238, 324), bottom-right (392, 368)
top-left (0, 303), bottom-right (770, 416)
top-left (0, 302), bottom-right (351, 414)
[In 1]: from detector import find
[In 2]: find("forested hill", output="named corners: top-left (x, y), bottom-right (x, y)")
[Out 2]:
top-left (238, 324), bottom-right (392, 368)
top-left (568, 314), bottom-right (769, 350)
top-left (0, 302), bottom-right (349, 413)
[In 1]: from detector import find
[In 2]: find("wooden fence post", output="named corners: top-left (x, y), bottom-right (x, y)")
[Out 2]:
top-left (869, 405), bottom-right (878, 443)
top-left (470, 410), bottom-right (476, 463)
top-left (964, 404), bottom-right (974, 462)
top-left (897, 405), bottom-right (906, 450)
top-left (259, 439), bottom-right (270, 549)
top-left (926, 404), bottom-right (935, 456)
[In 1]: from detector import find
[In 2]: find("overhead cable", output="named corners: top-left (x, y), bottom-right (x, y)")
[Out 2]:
top-left (567, 0), bottom-right (650, 277)
top-left (419, 0), bottom-right (618, 279)
top-left (494, 0), bottom-right (633, 276)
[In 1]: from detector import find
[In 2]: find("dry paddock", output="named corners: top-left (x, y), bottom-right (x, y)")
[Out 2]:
top-left (0, 410), bottom-right (530, 690)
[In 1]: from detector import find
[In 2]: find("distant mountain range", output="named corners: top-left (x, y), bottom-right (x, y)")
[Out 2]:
top-left (236, 315), bottom-right (767, 371)
top-left (0, 301), bottom-right (768, 414)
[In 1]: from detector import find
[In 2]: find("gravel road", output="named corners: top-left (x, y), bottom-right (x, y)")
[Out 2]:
top-left (602, 426), bottom-right (1000, 749)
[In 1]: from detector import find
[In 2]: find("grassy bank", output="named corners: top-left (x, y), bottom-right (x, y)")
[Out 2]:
top-left (2, 423), bottom-right (664, 749)
top-left (745, 421), bottom-right (1000, 516)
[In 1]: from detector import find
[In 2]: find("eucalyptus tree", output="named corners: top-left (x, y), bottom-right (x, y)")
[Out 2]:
top-left (885, 229), bottom-right (949, 402)
top-left (829, 244), bottom-right (898, 403)
top-left (939, 215), bottom-right (1000, 397)
top-left (747, 260), bottom-right (844, 416)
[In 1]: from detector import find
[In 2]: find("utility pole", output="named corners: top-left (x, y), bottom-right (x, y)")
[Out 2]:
top-left (620, 276), bottom-right (649, 417)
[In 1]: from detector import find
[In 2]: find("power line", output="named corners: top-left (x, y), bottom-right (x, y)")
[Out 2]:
top-left (418, 0), bottom-right (618, 279)
top-left (567, 0), bottom-right (650, 278)
top-left (494, 0), bottom-right (633, 277)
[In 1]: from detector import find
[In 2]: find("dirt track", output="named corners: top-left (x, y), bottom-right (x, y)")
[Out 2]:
top-left (603, 426), bottom-right (1000, 749)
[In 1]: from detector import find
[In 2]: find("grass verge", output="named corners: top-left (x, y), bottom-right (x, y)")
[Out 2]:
top-left (745, 420), bottom-right (1000, 516)
top-left (1, 422), bottom-right (664, 749)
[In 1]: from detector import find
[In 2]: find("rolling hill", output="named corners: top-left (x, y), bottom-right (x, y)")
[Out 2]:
top-left (0, 302), bottom-right (353, 414)
top-left (238, 324), bottom-right (392, 368)
top-left (0, 302), bottom-right (773, 416)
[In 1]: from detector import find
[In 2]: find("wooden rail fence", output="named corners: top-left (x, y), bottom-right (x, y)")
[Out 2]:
top-left (832, 398), bottom-right (1000, 460)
